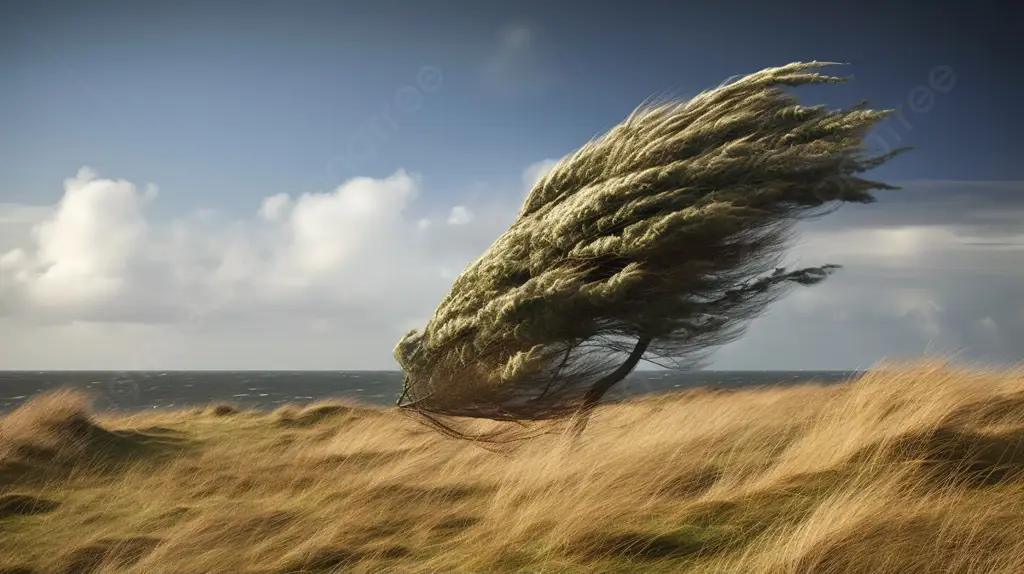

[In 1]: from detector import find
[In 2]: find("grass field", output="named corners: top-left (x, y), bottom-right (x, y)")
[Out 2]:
top-left (2, 360), bottom-right (1024, 573)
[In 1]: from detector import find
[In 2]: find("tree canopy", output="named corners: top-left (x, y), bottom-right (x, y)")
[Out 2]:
top-left (393, 61), bottom-right (908, 433)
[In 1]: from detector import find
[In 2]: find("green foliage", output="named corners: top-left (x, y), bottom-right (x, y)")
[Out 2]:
top-left (395, 62), bottom-right (907, 421)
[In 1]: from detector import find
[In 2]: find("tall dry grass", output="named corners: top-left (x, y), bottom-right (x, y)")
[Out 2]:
top-left (2, 360), bottom-right (1024, 573)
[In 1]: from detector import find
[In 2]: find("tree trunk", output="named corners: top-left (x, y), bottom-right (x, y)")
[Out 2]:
top-left (570, 335), bottom-right (651, 437)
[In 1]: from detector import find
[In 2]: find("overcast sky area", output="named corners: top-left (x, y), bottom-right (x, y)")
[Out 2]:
top-left (0, 0), bottom-right (1021, 370)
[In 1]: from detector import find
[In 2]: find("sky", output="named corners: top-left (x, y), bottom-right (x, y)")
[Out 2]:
top-left (0, 0), bottom-right (1021, 370)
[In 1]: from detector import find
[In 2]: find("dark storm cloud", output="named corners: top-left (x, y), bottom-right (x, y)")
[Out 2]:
top-left (711, 179), bottom-right (1023, 369)
top-left (715, 265), bottom-right (1024, 369)
top-left (808, 180), bottom-right (1024, 237)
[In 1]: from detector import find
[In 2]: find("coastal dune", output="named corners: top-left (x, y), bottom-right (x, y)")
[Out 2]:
top-left (2, 360), bottom-right (1024, 573)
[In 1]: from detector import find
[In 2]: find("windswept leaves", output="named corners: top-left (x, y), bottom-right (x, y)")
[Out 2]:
top-left (395, 61), bottom-right (906, 422)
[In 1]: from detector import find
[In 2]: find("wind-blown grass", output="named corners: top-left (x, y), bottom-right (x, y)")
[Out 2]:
top-left (3, 361), bottom-right (1024, 573)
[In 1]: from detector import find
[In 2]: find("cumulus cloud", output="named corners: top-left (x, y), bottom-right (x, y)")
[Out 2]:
top-left (258, 193), bottom-right (291, 222)
top-left (0, 203), bottom-right (52, 226)
top-left (1, 168), bottom-right (156, 310)
top-left (447, 205), bottom-right (474, 226)
top-left (0, 167), bottom-right (521, 368)
top-left (522, 158), bottom-right (560, 193)
top-left (0, 171), bottom-right (1020, 370)
top-left (271, 171), bottom-right (418, 282)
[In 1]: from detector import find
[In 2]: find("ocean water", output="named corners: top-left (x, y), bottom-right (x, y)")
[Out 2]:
top-left (0, 370), bottom-right (861, 414)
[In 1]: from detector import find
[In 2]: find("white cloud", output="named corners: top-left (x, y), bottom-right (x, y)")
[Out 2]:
top-left (973, 316), bottom-right (1000, 338)
top-left (0, 248), bottom-right (27, 271)
top-left (274, 170), bottom-right (419, 281)
top-left (0, 171), bottom-right (1020, 370)
top-left (447, 205), bottom-right (474, 226)
top-left (2, 167), bottom-right (155, 309)
top-left (0, 167), bottom-right (519, 369)
top-left (0, 203), bottom-right (51, 225)
top-left (795, 225), bottom-right (1024, 268)
top-left (522, 158), bottom-right (560, 193)
top-left (258, 193), bottom-right (291, 222)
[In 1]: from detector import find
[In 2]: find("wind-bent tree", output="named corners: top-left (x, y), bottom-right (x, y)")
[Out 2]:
top-left (393, 62), bottom-right (907, 437)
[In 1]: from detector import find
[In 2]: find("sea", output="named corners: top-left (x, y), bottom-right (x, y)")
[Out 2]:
top-left (0, 370), bottom-right (861, 414)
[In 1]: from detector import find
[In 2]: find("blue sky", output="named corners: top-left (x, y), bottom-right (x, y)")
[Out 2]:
top-left (0, 0), bottom-right (1021, 369)
top-left (3, 0), bottom-right (1020, 209)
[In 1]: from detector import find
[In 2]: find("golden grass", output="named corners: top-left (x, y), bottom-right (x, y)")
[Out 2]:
top-left (3, 361), bottom-right (1024, 573)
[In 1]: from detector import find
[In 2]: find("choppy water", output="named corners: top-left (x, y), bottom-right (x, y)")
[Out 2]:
top-left (0, 370), bottom-right (860, 413)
